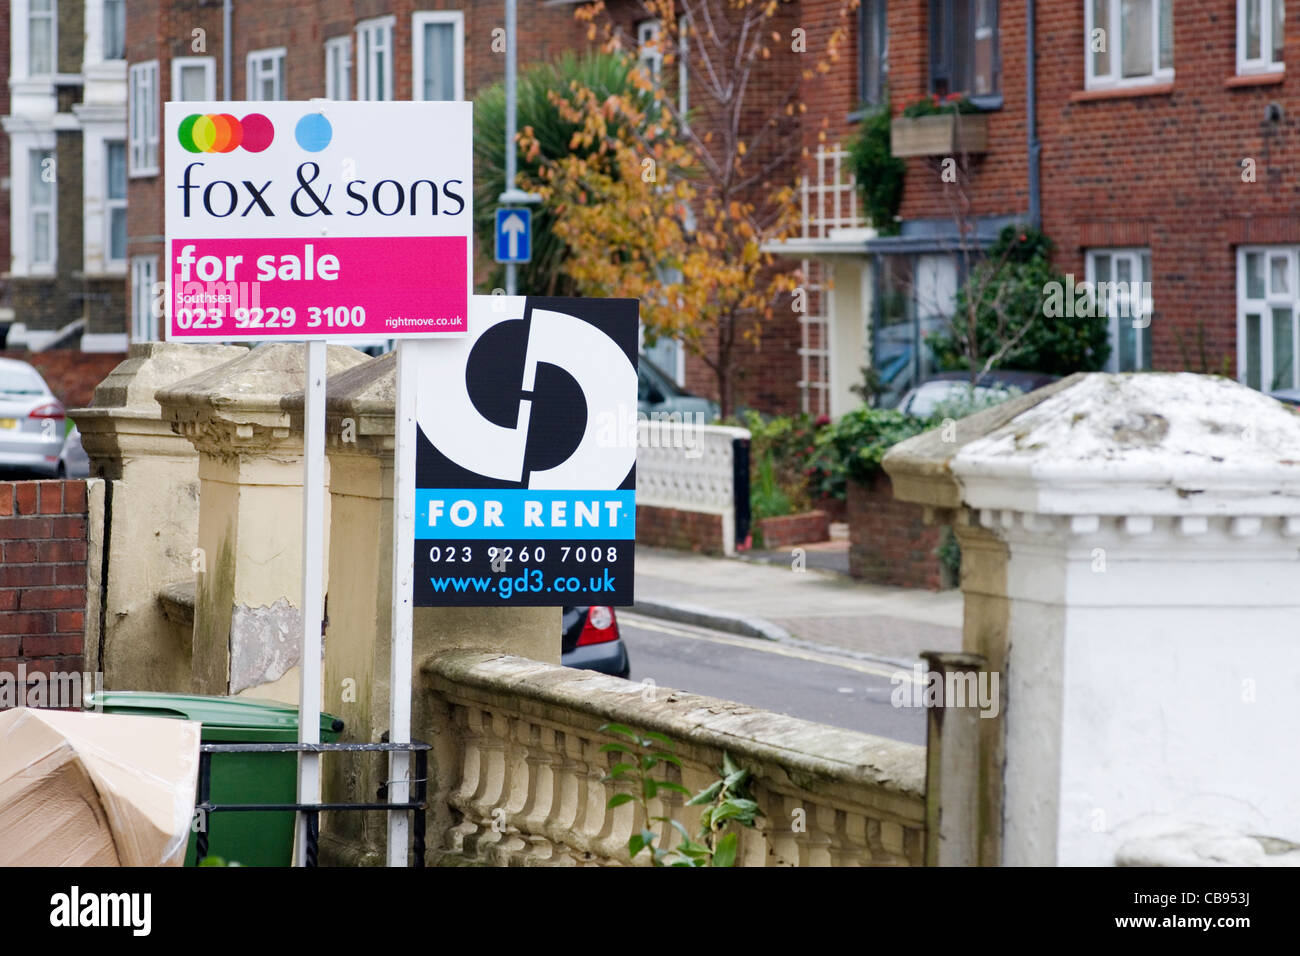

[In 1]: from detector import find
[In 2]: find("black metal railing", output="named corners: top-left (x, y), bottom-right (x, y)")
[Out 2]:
top-left (195, 741), bottom-right (431, 868)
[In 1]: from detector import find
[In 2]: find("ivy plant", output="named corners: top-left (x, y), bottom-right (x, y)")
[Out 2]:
top-left (599, 723), bottom-right (761, 867)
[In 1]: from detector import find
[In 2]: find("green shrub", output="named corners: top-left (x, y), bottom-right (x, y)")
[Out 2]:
top-left (845, 103), bottom-right (904, 236)
top-left (813, 407), bottom-right (929, 497)
top-left (927, 226), bottom-right (1111, 377)
top-left (899, 93), bottom-right (982, 117)
top-left (740, 411), bottom-right (828, 519)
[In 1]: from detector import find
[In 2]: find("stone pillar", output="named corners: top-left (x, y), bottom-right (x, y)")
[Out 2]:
top-left (73, 342), bottom-right (246, 691)
top-left (886, 372), bottom-right (1300, 866)
top-left (311, 352), bottom-right (559, 865)
top-left (156, 343), bottom-right (369, 700)
top-left (921, 651), bottom-right (986, 867)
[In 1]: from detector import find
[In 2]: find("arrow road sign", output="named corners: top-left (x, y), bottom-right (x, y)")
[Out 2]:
top-left (495, 207), bottom-right (531, 264)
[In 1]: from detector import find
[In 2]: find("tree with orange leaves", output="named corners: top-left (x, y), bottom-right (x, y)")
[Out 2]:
top-left (517, 0), bottom-right (859, 418)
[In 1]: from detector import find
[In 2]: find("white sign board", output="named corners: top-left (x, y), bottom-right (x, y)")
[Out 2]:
top-left (163, 101), bottom-right (472, 341)
top-left (405, 295), bottom-right (639, 607)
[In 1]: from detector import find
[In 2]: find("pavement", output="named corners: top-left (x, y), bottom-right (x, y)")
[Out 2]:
top-left (632, 534), bottom-right (963, 666)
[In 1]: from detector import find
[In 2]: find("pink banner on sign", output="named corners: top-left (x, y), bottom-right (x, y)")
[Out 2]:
top-left (166, 236), bottom-right (468, 339)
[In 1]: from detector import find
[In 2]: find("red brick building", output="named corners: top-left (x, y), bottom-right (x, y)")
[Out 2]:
top-left (126, 0), bottom-right (857, 417)
top-left (781, 1), bottom-right (1300, 414)
top-left (124, 0), bottom-right (593, 344)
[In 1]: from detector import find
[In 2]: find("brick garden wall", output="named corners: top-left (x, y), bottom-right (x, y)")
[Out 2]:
top-left (636, 504), bottom-right (725, 556)
top-left (756, 510), bottom-right (830, 550)
top-left (847, 473), bottom-right (943, 590)
top-left (0, 481), bottom-right (91, 697)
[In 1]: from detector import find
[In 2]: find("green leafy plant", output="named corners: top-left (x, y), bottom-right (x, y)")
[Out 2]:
top-left (599, 724), bottom-right (761, 867)
top-left (900, 92), bottom-right (982, 117)
top-left (813, 406), bottom-right (930, 496)
top-left (751, 454), bottom-right (794, 523)
top-left (740, 410), bottom-right (830, 521)
top-left (846, 103), bottom-right (904, 236)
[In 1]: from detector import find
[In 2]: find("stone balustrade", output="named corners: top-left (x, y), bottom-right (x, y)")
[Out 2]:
top-left (422, 650), bottom-right (926, 867)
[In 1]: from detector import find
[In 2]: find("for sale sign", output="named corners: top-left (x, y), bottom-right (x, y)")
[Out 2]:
top-left (408, 295), bottom-right (638, 606)
top-left (163, 101), bottom-right (471, 341)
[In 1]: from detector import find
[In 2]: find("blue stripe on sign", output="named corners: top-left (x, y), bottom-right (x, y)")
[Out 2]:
top-left (415, 489), bottom-right (636, 540)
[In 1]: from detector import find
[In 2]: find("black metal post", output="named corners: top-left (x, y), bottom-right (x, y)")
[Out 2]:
top-left (413, 749), bottom-right (428, 868)
top-left (196, 751), bottom-right (211, 864)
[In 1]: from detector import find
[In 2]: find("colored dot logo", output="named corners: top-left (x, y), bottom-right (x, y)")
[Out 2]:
top-left (177, 113), bottom-right (274, 153)
top-left (294, 114), bottom-right (333, 152)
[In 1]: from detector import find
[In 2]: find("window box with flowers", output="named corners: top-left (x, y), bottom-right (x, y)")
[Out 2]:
top-left (890, 94), bottom-right (988, 159)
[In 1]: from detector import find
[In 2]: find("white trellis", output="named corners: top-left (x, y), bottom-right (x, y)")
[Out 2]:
top-left (796, 145), bottom-right (865, 416)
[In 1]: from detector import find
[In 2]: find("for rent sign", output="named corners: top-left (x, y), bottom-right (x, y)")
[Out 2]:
top-left (163, 101), bottom-right (472, 341)
top-left (408, 295), bottom-right (639, 606)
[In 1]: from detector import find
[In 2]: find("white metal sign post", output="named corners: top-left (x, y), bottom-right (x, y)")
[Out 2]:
top-left (164, 100), bottom-right (472, 866)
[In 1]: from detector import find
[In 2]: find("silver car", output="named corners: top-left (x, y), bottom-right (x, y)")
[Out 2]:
top-left (0, 358), bottom-right (68, 477)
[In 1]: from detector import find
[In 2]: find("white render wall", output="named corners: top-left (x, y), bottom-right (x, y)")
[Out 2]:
top-left (636, 421), bottom-right (749, 556)
top-left (994, 512), bottom-right (1300, 865)
top-left (943, 374), bottom-right (1300, 866)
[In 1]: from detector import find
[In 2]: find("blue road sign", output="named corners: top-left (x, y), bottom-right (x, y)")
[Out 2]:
top-left (495, 208), bottom-right (531, 264)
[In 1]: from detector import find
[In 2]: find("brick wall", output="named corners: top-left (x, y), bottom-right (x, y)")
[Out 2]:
top-left (636, 504), bottom-right (726, 555)
top-left (846, 472), bottom-right (943, 590)
top-left (0, 481), bottom-right (91, 693)
top-left (885, 1), bottom-right (1300, 376)
top-left (756, 509), bottom-right (830, 550)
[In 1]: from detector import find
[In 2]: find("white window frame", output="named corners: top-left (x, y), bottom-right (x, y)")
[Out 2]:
top-left (412, 11), bottom-right (465, 101)
top-left (128, 60), bottom-right (159, 177)
top-left (1237, 0), bottom-right (1285, 75)
top-left (1237, 246), bottom-right (1299, 392)
top-left (105, 140), bottom-right (127, 268)
top-left (637, 19), bottom-right (664, 83)
top-left (1085, 0), bottom-right (1174, 90)
top-left (1086, 248), bottom-right (1153, 372)
top-left (247, 47), bottom-right (287, 101)
top-left (27, 0), bottom-right (58, 77)
top-left (102, 0), bottom-right (126, 61)
top-left (325, 35), bottom-right (352, 100)
top-left (172, 56), bottom-right (216, 102)
top-left (131, 257), bottom-right (159, 343)
top-left (357, 16), bottom-right (395, 101)
top-left (28, 148), bottom-right (57, 274)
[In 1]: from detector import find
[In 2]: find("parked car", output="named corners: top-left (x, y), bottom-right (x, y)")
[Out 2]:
top-left (897, 369), bottom-right (1059, 419)
top-left (60, 426), bottom-right (90, 478)
top-left (639, 354), bottom-right (718, 421)
top-left (1270, 388), bottom-right (1300, 408)
top-left (561, 605), bottom-right (629, 679)
top-left (0, 358), bottom-right (69, 477)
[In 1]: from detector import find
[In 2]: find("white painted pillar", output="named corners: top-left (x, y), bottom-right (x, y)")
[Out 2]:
top-left (886, 372), bottom-right (1300, 866)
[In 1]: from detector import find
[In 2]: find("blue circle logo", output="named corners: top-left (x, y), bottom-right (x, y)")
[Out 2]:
top-left (295, 114), bottom-right (333, 152)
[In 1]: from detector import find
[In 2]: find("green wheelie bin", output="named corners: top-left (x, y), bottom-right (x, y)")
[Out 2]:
top-left (89, 691), bottom-right (343, 867)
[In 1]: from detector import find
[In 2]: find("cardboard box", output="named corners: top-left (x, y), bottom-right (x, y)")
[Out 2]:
top-left (0, 708), bottom-right (201, 866)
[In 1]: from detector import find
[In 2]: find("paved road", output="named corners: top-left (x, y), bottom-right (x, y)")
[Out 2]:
top-left (618, 613), bottom-right (926, 745)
